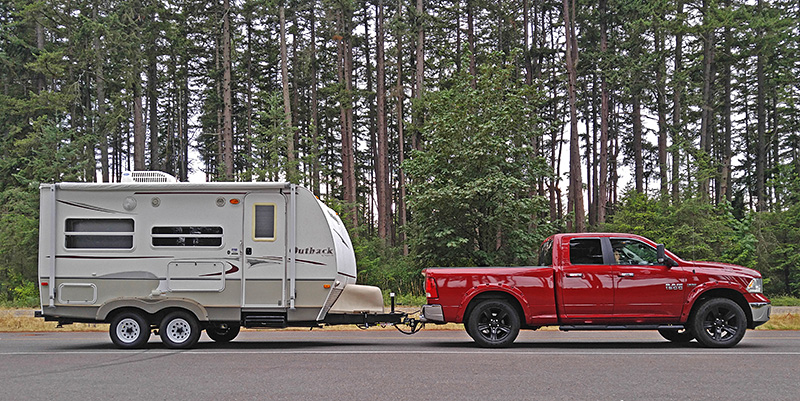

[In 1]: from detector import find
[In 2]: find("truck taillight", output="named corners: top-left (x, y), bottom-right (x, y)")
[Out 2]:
top-left (425, 277), bottom-right (439, 299)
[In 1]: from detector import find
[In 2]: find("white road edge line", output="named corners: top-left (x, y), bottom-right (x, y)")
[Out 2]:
top-left (1, 350), bottom-right (799, 356)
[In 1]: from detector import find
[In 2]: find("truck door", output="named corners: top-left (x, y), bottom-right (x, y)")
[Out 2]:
top-left (609, 238), bottom-right (687, 320)
top-left (559, 238), bottom-right (614, 320)
top-left (242, 192), bottom-right (287, 308)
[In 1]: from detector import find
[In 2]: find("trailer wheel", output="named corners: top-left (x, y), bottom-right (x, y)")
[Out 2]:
top-left (467, 300), bottom-right (520, 348)
top-left (658, 328), bottom-right (694, 344)
top-left (691, 298), bottom-right (747, 348)
top-left (109, 311), bottom-right (150, 349)
top-left (159, 311), bottom-right (201, 349)
top-left (206, 322), bottom-right (240, 343)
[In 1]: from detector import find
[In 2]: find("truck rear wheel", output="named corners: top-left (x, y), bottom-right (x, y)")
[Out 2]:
top-left (691, 298), bottom-right (747, 348)
top-left (206, 322), bottom-right (240, 343)
top-left (467, 300), bottom-right (520, 348)
top-left (110, 311), bottom-right (151, 349)
top-left (159, 311), bottom-right (201, 349)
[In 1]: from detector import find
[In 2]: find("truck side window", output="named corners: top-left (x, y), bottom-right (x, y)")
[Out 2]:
top-left (569, 239), bottom-right (604, 265)
top-left (610, 239), bottom-right (658, 265)
top-left (539, 239), bottom-right (553, 266)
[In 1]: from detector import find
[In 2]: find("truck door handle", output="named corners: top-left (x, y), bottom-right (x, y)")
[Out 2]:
top-left (566, 273), bottom-right (584, 278)
top-left (246, 248), bottom-right (252, 255)
top-left (619, 272), bottom-right (635, 277)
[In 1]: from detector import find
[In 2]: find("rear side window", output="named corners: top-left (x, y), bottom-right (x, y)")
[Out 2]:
top-left (569, 238), bottom-right (604, 265)
top-left (65, 218), bottom-right (134, 249)
top-left (538, 239), bottom-right (553, 266)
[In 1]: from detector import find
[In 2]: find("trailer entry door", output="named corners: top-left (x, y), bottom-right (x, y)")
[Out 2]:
top-left (242, 192), bottom-right (287, 308)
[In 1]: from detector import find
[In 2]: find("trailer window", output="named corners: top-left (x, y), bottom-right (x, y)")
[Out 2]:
top-left (253, 204), bottom-right (276, 240)
top-left (568, 238), bottom-right (604, 265)
top-left (65, 218), bottom-right (134, 249)
top-left (152, 226), bottom-right (223, 247)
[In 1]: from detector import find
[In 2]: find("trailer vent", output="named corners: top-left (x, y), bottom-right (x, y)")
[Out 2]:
top-left (121, 171), bottom-right (178, 183)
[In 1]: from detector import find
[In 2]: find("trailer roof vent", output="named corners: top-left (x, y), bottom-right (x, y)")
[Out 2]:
top-left (121, 171), bottom-right (178, 183)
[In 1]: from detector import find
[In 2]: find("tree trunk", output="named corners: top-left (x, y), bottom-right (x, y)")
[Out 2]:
top-left (755, 0), bottom-right (767, 211)
top-left (396, 0), bottom-right (408, 254)
top-left (221, 0), bottom-right (234, 179)
top-left (656, 17), bottom-right (668, 197)
top-left (94, 0), bottom-right (109, 182)
top-left (597, 0), bottom-right (609, 223)
top-left (310, 4), bottom-right (321, 196)
top-left (133, 66), bottom-right (146, 171)
top-left (563, 0), bottom-right (585, 232)
top-left (280, 6), bottom-right (295, 181)
top-left (376, 0), bottom-right (391, 241)
top-left (671, 0), bottom-right (684, 203)
top-left (413, 0), bottom-right (425, 151)
top-left (337, 7), bottom-right (358, 230)
top-left (699, 0), bottom-right (715, 201)
top-left (147, 46), bottom-right (159, 171)
top-left (721, 15), bottom-right (733, 202)
top-left (467, 0), bottom-right (476, 88)
top-left (633, 91), bottom-right (643, 193)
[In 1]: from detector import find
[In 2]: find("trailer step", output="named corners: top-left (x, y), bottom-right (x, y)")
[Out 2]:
top-left (243, 314), bottom-right (287, 328)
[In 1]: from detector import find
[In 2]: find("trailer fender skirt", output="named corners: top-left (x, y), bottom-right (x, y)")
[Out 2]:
top-left (96, 297), bottom-right (210, 322)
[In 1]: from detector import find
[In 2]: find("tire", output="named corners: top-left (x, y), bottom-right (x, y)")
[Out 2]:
top-left (658, 328), bottom-right (694, 344)
top-left (691, 298), bottom-right (747, 348)
top-left (159, 311), bottom-right (201, 349)
top-left (109, 311), bottom-right (151, 349)
top-left (206, 322), bottom-right (240, 343)
top-left (467, 300), bottom-right (521, 348)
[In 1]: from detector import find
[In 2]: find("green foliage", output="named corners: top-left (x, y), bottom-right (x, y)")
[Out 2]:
top-left (602, 191), bottom-right (756, 267)
top-left (404, 54), bottom-right (553, 267)
top-left (753, 203), bottom-right (800, 296)
top-left (354, 236), bottom-right (422, 297)
top-left (768, 295), bottom-right (800, 307)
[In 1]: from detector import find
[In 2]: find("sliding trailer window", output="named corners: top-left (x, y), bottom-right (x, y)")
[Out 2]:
top-left (152, 226), bottom-right (223, 247)
top-left (65, 218), bottom-right (134, 249)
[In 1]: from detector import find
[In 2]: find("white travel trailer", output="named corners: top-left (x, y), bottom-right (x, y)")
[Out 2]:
top-left (37, 171), bottom-right (408, 348)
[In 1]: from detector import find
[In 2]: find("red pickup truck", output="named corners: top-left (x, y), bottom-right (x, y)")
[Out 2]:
top-left (420, 233), bottom-right (770, 348)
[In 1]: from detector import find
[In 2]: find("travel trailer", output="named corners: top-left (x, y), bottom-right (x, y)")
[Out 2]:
top-left (37, 171), bottom-right (411, 348)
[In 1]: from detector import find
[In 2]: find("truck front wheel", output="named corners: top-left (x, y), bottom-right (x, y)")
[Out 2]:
top-left (467, 300), bottom-right (520, 348)
top-left (691, 298), bottom-right (747, 348)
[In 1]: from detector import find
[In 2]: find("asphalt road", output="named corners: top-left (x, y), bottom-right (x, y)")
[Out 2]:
top-left (1, 329), bottom-right (798, 400)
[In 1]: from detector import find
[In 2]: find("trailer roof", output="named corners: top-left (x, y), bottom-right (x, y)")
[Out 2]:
top-left (42, 181), bottom-right (292, 191)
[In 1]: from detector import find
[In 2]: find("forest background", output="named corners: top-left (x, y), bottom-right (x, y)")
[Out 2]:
top-left (2, 0), bottom-right (800, 306)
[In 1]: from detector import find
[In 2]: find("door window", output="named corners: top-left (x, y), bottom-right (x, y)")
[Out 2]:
top-left (253, 204), bottom-right (276, 241)
top-left (610, 239), bottom-right (658, 265)
top-left (568, 238), bottom-right (604, 265)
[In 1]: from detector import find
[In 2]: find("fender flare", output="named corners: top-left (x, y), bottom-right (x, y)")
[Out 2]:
top-left (97, 297), bottom-right (210, 322)
top-left (457, 284), bottom-right (531, 323)
top-left (680, 282), bottom-right (750, 323)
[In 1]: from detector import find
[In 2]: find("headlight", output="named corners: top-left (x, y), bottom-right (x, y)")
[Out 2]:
top-left (747, 278), bottom-right (763, 294)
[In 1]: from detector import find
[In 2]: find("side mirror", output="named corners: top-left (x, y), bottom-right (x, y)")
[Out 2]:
top-left (656, 244), bottom-right (676, 268)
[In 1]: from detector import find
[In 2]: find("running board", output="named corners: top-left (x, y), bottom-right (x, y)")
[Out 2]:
top-left (559, 324), bottom-right (685, 332)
